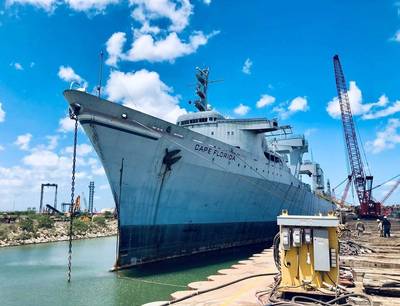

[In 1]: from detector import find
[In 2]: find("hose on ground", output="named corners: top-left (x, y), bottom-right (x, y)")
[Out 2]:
top-left (272, 233), bottom-right (281, 272)
top-left (260, 276), bottom-right (373, 306)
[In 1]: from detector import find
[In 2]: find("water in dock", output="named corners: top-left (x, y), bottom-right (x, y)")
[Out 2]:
top-left (0, 236), bottom-right (265, 306)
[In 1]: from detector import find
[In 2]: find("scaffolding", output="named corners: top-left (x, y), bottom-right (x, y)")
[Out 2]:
top-left (88, 181), bottom-right (95, 214)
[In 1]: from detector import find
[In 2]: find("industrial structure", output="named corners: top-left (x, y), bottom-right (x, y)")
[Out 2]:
top-left (333, 55), bottom-right (380, 218)
top-left (88, 181), bottom-right (95, 214)
top-left (39, 183), bottom-right (58, 213)
top-left (333, 55), bottom-right (400, 217)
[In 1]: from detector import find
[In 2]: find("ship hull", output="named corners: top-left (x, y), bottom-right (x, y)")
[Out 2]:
top-left (119, 222), bottom-right (276, 267)
top-left (64, 90), bottom-right (334, 268)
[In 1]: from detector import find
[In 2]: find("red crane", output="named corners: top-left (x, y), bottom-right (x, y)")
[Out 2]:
top-left (333, 55), bottom-right (381, 218)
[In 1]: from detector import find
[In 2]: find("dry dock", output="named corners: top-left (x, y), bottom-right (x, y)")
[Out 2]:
top-left (146, 218), bottom-right (400, 306)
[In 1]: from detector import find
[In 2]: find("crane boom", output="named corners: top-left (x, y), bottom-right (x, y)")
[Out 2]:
top-left (381, 179), bottom-right (400, 205)
top-left (333, 55), bottom-right (380, 217)
top-left (340, 175), bottom-right (352, 207)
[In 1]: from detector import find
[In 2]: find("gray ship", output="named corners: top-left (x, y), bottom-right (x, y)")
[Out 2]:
top-left (64, 68), bottom-right (334, 269)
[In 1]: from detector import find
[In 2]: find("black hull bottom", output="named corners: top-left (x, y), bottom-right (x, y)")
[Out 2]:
top-left (116, 221), bottom-right (278, 268)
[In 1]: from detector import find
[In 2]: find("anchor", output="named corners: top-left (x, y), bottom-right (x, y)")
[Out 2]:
top-left (162, 148), bottom-right (182, 171)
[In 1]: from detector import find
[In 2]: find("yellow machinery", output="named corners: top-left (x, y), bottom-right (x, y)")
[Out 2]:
top-left (277, 210), bottom-right (339, 293)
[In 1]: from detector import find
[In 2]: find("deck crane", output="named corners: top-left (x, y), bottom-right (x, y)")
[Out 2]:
top-left (333, 55), bottom-right (381, 218)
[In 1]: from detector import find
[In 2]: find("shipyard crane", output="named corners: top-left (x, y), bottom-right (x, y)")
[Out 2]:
top-left (333, 55), bottom-right (380, 218)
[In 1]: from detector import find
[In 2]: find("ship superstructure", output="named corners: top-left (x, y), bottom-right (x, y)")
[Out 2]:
top-left (64, 67), bottom-right (334, 268)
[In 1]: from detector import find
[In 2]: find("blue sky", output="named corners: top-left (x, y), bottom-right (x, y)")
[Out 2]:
top-left (0, 0), bottom-right (399, 211)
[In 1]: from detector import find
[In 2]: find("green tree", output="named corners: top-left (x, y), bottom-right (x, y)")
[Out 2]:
top-left (73, 219), bottom-right (89, 234)
top-left (37, 215), bottom-right (54, 229)
top-left (104, 211), bottom-right (113, 219)
top-left (93, 216), bottom-right (106, 227)
top-left (19, 217), bottom-right (35, 232)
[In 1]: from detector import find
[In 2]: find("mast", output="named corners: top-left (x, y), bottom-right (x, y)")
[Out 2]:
top-left (194, 67), bottom-right (209, 112)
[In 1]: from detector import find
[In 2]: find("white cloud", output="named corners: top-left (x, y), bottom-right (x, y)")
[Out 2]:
top-left (366, 118), bottom-right (400, 154)
top-left (288, 96), bottom-right (308, 112)
top-left (256, 94), bottom-right (275, 108)
top-left (30, 62), bottom-right (35, 68)
top-left (105, 32), bottom-right (127, 67)
top-left (58, 65), bottom-right (87, 88)
top-left (58, 116), bottom-right (78, 133)
top-left (14, 62), bottom-right (23, 70)
top-left (23, 149), bottom-right (60, 167)
top-left (0, 134), bottom-right (112, 210)
top-left (65, 143), bottom-right (92, 156)
top-left (203, 0), bottom-right (211, 5)
top-left (242, 58), bottom-right (252, 75)
top-left (0, 145), bottom-right (4, 151)
top-left (6, 0), bottom-right (56, 12)
top-left (14, 133), bottom-right (32, 151)
top-left (130, 0), bottom-right (193, 33)
top-left (46, 135), bottom-right (58, 150)
top-left (0, 102), bottom-right (5, 122)
top-left (86, 157), bottom-right (105, 176)
top-left (391, 29), bottom-right (400, 42)
top-left (274, 96), bottom-right (309, 119)
top-left (92, 166), bottom-right (105, 176)
top-left (362, 100), bottom-right (400, 120)
top-left (105, 69), bottom-right (187, 123)
top-left (327, 81), bottom-right (399, 120)
top-left (234, 103), bottom-right (250, 116)
top-left (102, 0), bottom-right (218, 65)
top-left (6, 0), bottom-right (119, 13)
top-left (115, 30), bottom-right (219, 64)
top-left (64, 0), bottom-right (119, 12)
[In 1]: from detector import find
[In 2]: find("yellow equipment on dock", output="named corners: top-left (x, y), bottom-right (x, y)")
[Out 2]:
top-left (277, 210), bottom-right (339, 292)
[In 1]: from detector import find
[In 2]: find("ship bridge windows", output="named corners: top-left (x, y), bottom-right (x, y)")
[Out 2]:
top-left (178, 117), bottom-right (212, 126)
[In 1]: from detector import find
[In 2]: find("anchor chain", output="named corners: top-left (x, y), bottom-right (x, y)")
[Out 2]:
top-left (67, 109), bottom-right (79, 283)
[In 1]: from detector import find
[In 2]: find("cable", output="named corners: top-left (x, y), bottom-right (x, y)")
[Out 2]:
top-left (333, 176), bottom-right (350, 191)
top-left (272, 233), bottom-right (281, 272)
top-left (354, 118), bottom-right (372, 176)
top-left (372, 173), bottom-right (400, 190)
top-left (155, 272), bottom-right (278, 305)
top-left (117, 276), bottom-right (187, 288)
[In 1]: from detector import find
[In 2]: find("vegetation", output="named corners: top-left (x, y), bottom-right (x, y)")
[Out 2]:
top-left (19, 217), bottom-right (35, 233)
top-left (72, 219), bottom-right (89, 234)
top-left (18, 231), bottom-right (33, 240)
top-left (93, 216), bottom-right (106, 227)
top-left (104, 211), bottom-right (114, 219)
top-left (37, 215), bottom-right (54, 229)
top-left (0, 225), bottom-right (10, 240)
